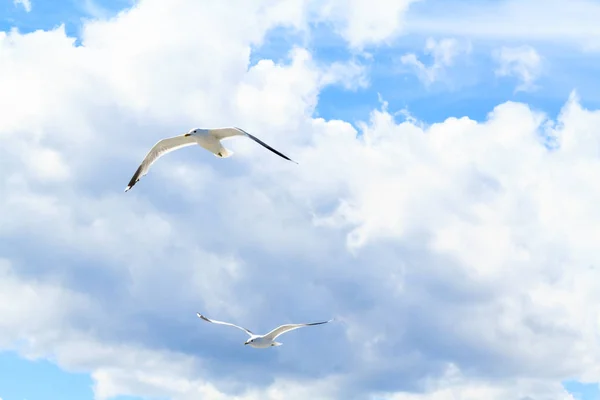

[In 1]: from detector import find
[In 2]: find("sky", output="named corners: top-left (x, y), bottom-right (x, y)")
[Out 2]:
top-left (1, 0), bottom-right (600, 399)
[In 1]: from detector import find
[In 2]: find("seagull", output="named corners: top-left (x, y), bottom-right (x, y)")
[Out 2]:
top-left (124, 127), bottom-right (297, 192)
top-left (196, 312), bottom-right (333, 348)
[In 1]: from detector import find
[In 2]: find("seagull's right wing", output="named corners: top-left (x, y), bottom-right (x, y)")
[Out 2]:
top-left (211, 127), bottom-right (298, 164)
top-left (263, 319), bottom-right (333, 340)
top-left (196, 313), bottom-right (254, 337)
top-left (124, 134), bottom-right (198, 192)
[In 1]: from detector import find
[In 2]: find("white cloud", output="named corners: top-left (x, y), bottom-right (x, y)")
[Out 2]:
top-left (23, 147), bottom-right (70, 182)
top-left (384, 364), bottom-right (576, 400)
top-left (13, 0), bottom-right (31, 12)
top-left (404, 0), bottom-right (600, 51)
top-left (81, 0), bottom-right (110, 19)
top-left (320, 59), bottom-right (370, 90)
top-left (494, 45), bottom-right (542, 92)
top-left (0, 259), bottom-right (92, 350)
top-left (400, 38), bottom-right (471, 85)
top-left (312, 0), bottom-right (421, 49)
top-left (2, 0), bottom-right (600, 399)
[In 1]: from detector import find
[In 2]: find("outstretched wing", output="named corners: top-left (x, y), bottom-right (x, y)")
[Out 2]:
top-left (196, 313), bottom-right (254, 337)
top-left (124, 134), bottom-right (197, 192)
top-left (263, 319), bottom-right (333, 340)
top-left (209, 127), bottom-right (298, 164)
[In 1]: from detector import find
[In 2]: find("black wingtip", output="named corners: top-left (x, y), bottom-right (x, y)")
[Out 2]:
top-left (234, 127), bottom-right (297, 164)
top-left (197, 313), bottom-right (210, 322)
top-left (125, 165), bottom-right (143, 192)
top-left (307, 320), bottom-right (332, 326)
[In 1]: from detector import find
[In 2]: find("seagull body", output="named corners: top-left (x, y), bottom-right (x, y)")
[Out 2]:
top-left (124, 127), bottom-right (297, 192)
top-left (196, 313), bottom-right (333, 349)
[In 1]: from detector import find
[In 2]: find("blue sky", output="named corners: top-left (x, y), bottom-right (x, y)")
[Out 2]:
top-left (0, 351), bottom-right (95, 400)
top-left (2, 0), bottom-right (600, 400)
top-left (0, 351), bottom-right (144, 400)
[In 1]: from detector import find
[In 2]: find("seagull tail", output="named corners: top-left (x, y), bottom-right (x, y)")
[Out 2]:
top-left (271, 342), bottom-right (283, 347)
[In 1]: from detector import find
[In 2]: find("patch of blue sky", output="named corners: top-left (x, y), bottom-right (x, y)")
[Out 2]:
top-left (342, 43), bottom-right (600, 126)
top-left (0, 351), bottom-right (93, 400)
top-left (251, 9), bottom-right (600, 126)
top-left (248, 23), bottom-right (600, 131)
top-left (249, 25), bottom-right (307, 67)
top-left (0, 351), bottom-right (150, 400)
top-left (563, 380), bottom-right (600, 400)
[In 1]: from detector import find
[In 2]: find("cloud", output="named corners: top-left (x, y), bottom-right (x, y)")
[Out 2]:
top-left (2, 0), bottom-right (600, 399)
top-left (320, 59), bottom-right (370, 90)
top-left (13, 0), bottom-right (31, 12)
top-left (312, 0), bottom-right (421, 49)
top-left (493, 45), bottom-right (542, 92)
top-left (80, 0), bottom-right (111, 19)
top-left (403, 0), bottom-right (600, 51)
top-left (400, 38), bottom-right (471, 85)
top-left (383, 364), bottom-right (576, 400)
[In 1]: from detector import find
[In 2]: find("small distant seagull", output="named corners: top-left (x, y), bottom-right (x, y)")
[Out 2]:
top-left (124, 127), bottom-right (297, 192)
top-left (196, 312), bottom-right (333, 348)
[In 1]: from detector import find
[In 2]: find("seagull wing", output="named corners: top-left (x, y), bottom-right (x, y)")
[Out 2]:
top-left (210, 127), bottom-right (298, 164)
top-left (263, 319), bottom-right (333, 340)
top-left (125, 134), bottom-right (198, 192)
top-left (196, 313), bottom-right (254, 337)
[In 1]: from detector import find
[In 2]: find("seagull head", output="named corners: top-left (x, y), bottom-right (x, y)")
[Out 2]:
top-left (184, 128), bottom-right (205, 137)
top-left (244, 338), bottom-right (253, 346)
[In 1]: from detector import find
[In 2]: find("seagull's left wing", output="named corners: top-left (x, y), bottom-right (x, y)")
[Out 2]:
top-left (210, 127), bottom-right (298, 164)
top-left (263, 319), bottom-right (333, 340)
top-left (124, 134), bottom-right (198, 192)
top-left (196, 313), bottom-right (254, 337)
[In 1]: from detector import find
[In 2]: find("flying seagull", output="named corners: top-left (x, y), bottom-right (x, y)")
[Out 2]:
top-left (196, 312), bottom-right (333, 348)
top-left (124, 127), bottom-right (297, 192)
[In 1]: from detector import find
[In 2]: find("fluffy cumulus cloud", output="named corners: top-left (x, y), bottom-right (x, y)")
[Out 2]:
top-left (2, 0), bottom-right (600, 400)
top-left (494, 45), bottom-right (542, 92)
top-left (312, 0), bottom-right (420, 49)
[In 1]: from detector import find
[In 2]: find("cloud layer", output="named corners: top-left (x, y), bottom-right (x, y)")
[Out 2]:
top-left (1, 1), bottom-right (599, 400)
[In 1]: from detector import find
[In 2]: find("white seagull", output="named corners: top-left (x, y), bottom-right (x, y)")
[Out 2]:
top-left (196, 312), bottom-right (333, 349)
top-left (124, 127), bottom-right (297, 192)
